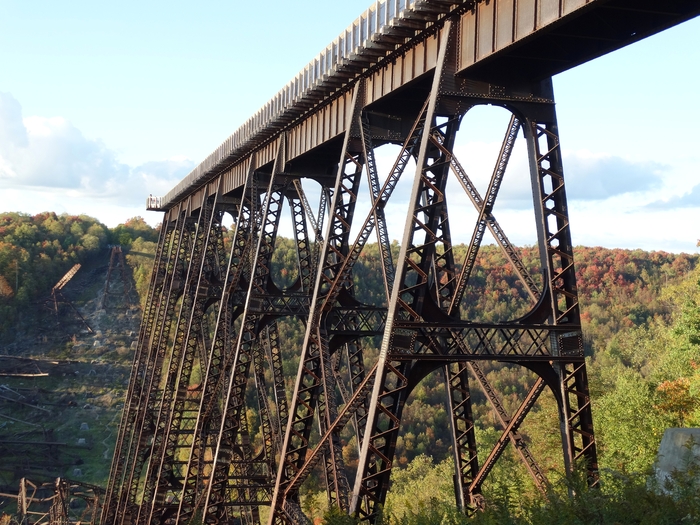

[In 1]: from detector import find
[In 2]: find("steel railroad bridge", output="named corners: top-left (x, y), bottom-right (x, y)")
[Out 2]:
top-left (104, 1), bottom-right (700, 524)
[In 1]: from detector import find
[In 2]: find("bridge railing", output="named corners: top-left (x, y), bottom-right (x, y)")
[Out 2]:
top-left (236, 0), bottom-right (424, 144)
top-left (269, 0), bottom-right (413, 115)
top-left (146, 195), bottom-right (164, 211)
top-left (158, 0), bottom-right (464, 210)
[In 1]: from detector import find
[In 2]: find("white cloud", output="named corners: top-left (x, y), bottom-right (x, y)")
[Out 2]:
top-left (0, 91), bottom-right (194, 213)
top-left (568, 199), bottom-right (699, 253)
top-left (0, 91), bottom-right (28, 149)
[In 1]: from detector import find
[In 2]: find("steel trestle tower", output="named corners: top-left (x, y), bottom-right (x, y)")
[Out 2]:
top-left (103, 0), bottom-right (700, 524)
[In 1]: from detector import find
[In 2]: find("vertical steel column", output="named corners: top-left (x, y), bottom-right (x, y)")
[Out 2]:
top-left (360, 112), bottom-right (395, 300)
top-left (102, 218), bottom-right (174, 524)
top-left (127, 208), bottom-right (195, 511)
top-left (350, 21), bottom-right (460, 522)
top-left (288, 186), bottom-right (315, 293)
top-left (107, 204), bottom-right (192, 524)
top-left (445, 363), bottom-right (480, 512)
top-left (263, 322), bottom-right (290, 441)
top-left (135, 192), bottom-right (215, 523)
top-left (523, 100), bottom-right (598, 482)
top-left (141, 189), bottom-right (229, 524)
top-left (119, 207), bottom-right (197, 520)
top-left (268, 83), bottom-right (366, 524)
top-left (203, 139), bottom-right (289, 522)
top-left (175, 160), bottom-right (257, 524)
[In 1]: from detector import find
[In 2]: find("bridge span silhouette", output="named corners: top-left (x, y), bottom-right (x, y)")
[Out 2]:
top-left (102, 1), bottom-right (700, 524)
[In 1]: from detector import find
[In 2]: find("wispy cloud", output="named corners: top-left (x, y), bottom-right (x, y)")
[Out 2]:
top-left (646, 183), bottom-right (700, 209)
top-left (0, 91), bottom-right (193, 207)
top-left (563, 151), bottom-right (666, 200)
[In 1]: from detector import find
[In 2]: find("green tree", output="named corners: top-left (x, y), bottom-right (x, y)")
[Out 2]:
top-left (594, 369), bottom-right (672, 473)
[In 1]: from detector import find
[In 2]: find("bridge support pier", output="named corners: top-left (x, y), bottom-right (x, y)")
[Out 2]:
top-left (103, 14), bottom-right (601, 525)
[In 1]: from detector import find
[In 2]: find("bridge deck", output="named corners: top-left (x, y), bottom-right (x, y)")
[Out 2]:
top-left (153, 0), bottom-right (700, 213)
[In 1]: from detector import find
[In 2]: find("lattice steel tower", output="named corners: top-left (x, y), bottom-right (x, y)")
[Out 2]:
top-left (102, 0), bottom-right (700, 523)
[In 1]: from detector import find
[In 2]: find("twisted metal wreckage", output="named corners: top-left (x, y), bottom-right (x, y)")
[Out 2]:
top-left (99, 1), bottom-right (700, 523)
top-left (0, 478), bottom-right (103, 525)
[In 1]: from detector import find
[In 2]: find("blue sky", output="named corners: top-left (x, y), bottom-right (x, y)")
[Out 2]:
top-left (0, 1), bottom-right (698, 253)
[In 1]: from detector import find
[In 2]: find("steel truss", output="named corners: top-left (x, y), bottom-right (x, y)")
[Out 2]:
top-left (104, 20), bottom-right (597, 525)
top-left (101, 245), bottom-right (131, 309)
top-left (7, 477), bottom-right (104, 525)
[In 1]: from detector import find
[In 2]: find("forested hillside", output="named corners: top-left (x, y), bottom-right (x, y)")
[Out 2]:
top-left (0, 213), bottom-right (157, 491)
top-left (0, 212), bottom-right (698, 523)
top-left (271, 240), bottom-right (700, 474)
top-left (0, 212), bottom-right (158, 342)
top-left (0, 212), bottom-right (109, 338)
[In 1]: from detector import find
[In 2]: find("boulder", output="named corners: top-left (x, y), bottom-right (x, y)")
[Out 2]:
top-left (655, 428), bottom-right (700, 489)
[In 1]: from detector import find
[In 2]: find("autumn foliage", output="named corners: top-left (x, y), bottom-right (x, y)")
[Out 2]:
top-left (2, 211), bottom-right (700, 520)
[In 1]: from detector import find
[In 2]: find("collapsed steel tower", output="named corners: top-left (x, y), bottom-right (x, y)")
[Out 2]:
top-left (102, 1), bottom-right (700, 524)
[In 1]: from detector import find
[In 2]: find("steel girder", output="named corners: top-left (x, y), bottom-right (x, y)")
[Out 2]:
top-left (106, 22), bottom-right (599, 525)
